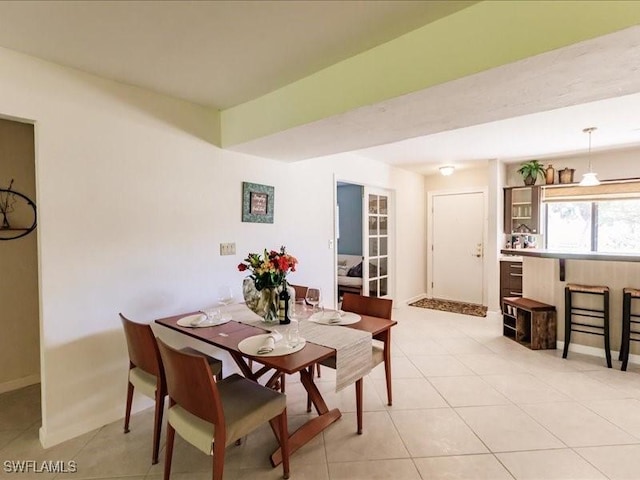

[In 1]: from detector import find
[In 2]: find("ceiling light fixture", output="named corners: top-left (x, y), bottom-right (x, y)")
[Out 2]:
top-left (579, 127), bottom-right (600, 186)
top-left (439, 165), bottom-right (455, 176)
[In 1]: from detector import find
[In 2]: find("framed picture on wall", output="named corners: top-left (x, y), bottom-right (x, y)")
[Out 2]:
top-left (242, 182), bottom-right (274, 223)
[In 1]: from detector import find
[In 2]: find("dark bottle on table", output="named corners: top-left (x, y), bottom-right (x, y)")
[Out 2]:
top-left (279, 281), bottom-right (291, 324)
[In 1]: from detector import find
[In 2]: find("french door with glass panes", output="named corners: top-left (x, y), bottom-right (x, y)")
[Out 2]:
top-left (363, 187), bottom-right (393, 298)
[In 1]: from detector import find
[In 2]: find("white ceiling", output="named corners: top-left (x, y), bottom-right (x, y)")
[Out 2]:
top-left (356, 91), bottom-right (640, 175)
top-left (0, 1), bottom-right (639, 173)
top-left (232, 25), bottom-right (640, 170)
top-left (0, 0), bottom-right (473, 109)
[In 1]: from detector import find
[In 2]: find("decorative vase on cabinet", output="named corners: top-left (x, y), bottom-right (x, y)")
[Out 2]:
top-left (544, 165), bottom-right (555, 185)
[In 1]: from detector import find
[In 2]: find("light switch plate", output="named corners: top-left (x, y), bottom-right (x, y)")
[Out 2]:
top-left (220, 242), bottom-right (236, 256)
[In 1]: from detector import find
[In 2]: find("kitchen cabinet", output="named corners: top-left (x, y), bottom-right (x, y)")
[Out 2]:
top-left (500, 260), bottom-right (522, 310)
top-left (504, 186), bottom-right (540, 234)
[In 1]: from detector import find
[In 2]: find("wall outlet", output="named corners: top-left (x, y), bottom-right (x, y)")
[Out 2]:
top-left (220, 242), bottom-right (236, 256)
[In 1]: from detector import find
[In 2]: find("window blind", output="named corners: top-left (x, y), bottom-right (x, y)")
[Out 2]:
top-left (542, 179), bottom-right (640, 202)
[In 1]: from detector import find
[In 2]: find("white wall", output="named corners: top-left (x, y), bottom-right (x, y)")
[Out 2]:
top-left (487, 159), bottom-right (507, 312)
top-left (286, 153), bottom-right (427, 306)
top-left (505, 147), bottom-right (640, 186)
top-left (424, 164), bottom-right (489, 192)
top-left (0, 46), bottom-right (426, 447)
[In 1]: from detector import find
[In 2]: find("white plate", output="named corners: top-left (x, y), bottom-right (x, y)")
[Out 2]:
top-left (177, 313), bottom-right (232, 328)
top-left (309, 311), bottom-right (361, 325)
top-left (237, 334), bottom-right (306, 357)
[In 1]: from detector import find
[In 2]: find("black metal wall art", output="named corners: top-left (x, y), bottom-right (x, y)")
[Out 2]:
top-left (0, 180), bottom-right (37, 241)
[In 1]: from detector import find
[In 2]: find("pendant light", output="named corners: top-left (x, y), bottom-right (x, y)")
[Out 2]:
top-left (579, 127), bottom-right (600, 186)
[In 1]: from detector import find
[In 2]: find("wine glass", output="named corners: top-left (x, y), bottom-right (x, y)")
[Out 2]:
top-left (287, 300), bottom-right (310, 347)
top-left (217, 286), bottom-right (234, 306)
top-left (305, 287), bottom-right (321, 313)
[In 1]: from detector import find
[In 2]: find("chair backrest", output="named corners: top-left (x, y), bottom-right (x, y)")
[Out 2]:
top-left (120, 313), bottom-right (163, 378)
top-left (156, 338), bottom-right (224, 429)
top-left (341, 293), bottom-right (393, 319)
top-left (290, 284), bottom-right (308, 302)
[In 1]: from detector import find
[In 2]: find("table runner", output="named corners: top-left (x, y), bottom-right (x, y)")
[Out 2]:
top-left (224, 303), bottom-right (372, 391)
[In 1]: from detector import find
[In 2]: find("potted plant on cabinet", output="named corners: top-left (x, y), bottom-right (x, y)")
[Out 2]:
top-left (517, 160), bottom-right (545, 185)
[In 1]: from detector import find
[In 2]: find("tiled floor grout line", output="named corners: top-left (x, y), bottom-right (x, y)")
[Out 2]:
top-left (7, 307), bottom-right (640, 479)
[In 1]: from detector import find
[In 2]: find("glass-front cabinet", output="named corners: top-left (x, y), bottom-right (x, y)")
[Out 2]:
top-left (504, 186), bottom-right (540, 234)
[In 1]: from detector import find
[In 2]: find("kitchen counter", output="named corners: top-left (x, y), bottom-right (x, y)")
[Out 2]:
top-left (501, 249), bottom-right (640, 281)
top-left (501, 248), bottom-right (640, 263)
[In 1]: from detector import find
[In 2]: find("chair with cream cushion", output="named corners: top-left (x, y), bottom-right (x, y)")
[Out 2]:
top-left (120, 314), bottom-right (223, 465)
top-left (157, 339), bottom-right (290, 480)
top-left (307, 293), bottom-right (393, 433)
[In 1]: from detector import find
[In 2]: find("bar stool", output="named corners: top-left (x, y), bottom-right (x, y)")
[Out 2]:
top-left (620, 287), bottom-right (640, 371)
top-left (563, 284), bottom-right (611, 368)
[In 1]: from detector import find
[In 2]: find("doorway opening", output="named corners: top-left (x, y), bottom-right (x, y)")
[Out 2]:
top-left (0, 117), bottom-right (40, 396)
top-left (335, 180), bottom-right (394, 303)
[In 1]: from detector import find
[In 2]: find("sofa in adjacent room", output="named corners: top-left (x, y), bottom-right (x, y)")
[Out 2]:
top-left (337, 254), bottom-right (363, 297)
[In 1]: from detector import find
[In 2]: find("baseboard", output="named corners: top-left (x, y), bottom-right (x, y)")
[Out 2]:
top-left (0, 374), bottom-right (40, 394)
top-left (39, 397), bottom-right (153, 448)
top-left (405, 293), bottom-right (427, 305)
top-left (556, 341), bottom-right (640, 366)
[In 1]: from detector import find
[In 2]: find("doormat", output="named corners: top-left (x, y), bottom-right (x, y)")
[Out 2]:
top-left (409, 298), bottom-right (487, 317)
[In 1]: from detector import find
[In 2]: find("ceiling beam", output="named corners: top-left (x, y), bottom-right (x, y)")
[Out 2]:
top-left (220, 1), bottom-right (640, 150)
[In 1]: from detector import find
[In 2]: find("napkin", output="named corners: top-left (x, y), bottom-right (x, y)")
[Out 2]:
top-left (322, 310), bottom-right (345, 324)
top-left (257, 331), bottom-right (283, 354)
top-left (190, 313), bottom-right (208, 326)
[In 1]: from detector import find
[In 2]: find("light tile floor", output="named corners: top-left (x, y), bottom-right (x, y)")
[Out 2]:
top-left (3, 305), bottom-right (640, 479)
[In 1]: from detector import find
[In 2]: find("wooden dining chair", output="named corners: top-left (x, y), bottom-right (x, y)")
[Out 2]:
top-left (290, 284), bottom-right (308, 303)
top-left (157, 339), bottom-right (290, 480)
top-left (342, 293), bottom-right (393, 406)
top-left (308, 293), bottom-right (393, 433)
top-left (120, 314), bottom-right (223, 465)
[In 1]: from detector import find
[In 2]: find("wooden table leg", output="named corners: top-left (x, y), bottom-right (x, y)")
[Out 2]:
top-left (382, 330), bottom-right (392, 406)
top-left (229, 351), bottom-right (254, 378)
top-left (270, 368), bottom-right (341, 466)
top-left (355, 378), bottom-right (363, 434)
top-left (229, 352), bottom-right (272, 383)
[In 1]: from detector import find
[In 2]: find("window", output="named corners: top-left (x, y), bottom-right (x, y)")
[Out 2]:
top-left (597, 199), bottom-right (640, 252)
top-left (546, 202), bottom-right (592, 251)
top-left (545, 199), bottom-right (640, 253)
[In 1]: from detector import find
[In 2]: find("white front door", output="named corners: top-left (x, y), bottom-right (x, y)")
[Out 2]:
top-left (431, 191), bottom-right (485, 304)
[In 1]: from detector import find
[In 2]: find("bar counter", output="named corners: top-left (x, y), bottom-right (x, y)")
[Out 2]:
top-left (501, 248), bottom-right (640, 263)
top-left (501, 249), bottom-right (640, 363)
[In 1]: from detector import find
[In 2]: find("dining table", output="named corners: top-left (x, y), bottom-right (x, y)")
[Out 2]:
top-left (154, 303), bottom-right (397, 466)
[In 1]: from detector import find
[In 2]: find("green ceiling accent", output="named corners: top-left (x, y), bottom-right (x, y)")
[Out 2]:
top-left (220, 1), bottom-right (640, 148)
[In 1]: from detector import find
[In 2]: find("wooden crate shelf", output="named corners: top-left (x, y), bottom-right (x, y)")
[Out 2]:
top-left (503, 297), bottom-right (556, 350)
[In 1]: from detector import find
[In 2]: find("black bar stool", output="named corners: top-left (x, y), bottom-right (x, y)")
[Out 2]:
top-left (620, 287), bottom-right (640, 371)
top-left (563, 283), bottom-right (611, 368)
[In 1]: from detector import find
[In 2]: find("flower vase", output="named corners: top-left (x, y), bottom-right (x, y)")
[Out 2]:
top-left (242, 278), bottom-right (279, 324)
top-left (259, 287), bottom-right (279, 324)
